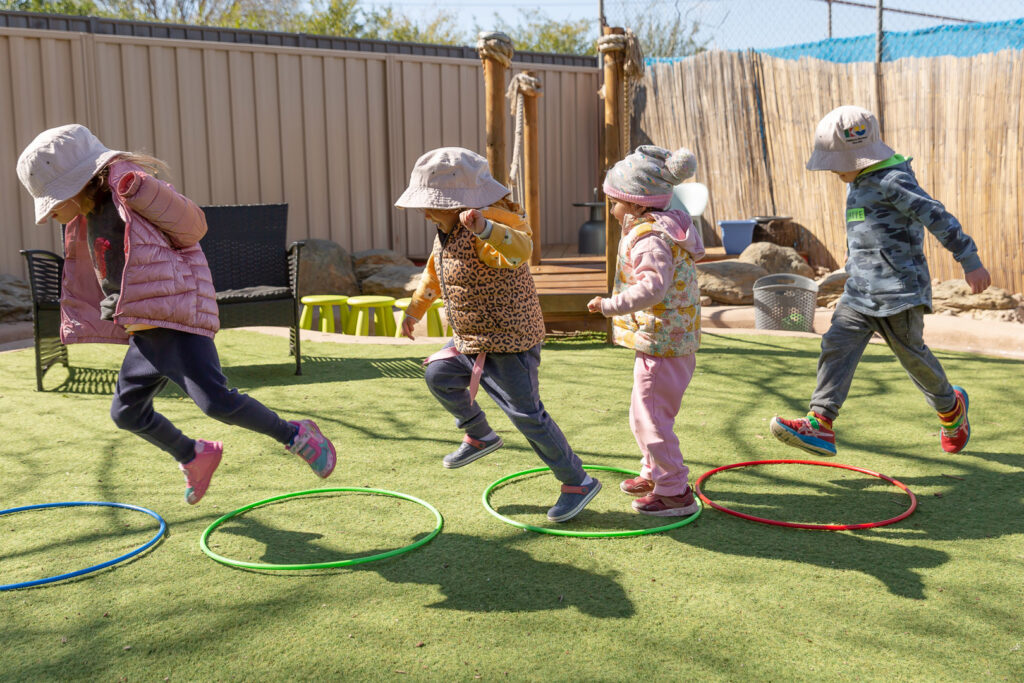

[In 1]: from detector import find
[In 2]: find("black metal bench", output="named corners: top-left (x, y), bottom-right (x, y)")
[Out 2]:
top-left (20, 202), bottom-right (304, 390)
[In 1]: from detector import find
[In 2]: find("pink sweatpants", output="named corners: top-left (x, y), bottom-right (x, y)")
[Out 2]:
top-left (629, 351), bottom-right (697, 496)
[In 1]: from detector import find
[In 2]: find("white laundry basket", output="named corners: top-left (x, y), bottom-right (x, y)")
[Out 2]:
top-left (753, 274), bottom-right (818, 332)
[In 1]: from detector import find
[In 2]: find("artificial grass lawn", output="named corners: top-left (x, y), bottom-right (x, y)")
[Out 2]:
top-left (1, 329), bottom-right (1022, 681)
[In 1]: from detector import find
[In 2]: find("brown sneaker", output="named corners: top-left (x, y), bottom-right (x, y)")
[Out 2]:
top-left (632, 486), bottom-right (699, 517)
top-left (620, 476), bottom-right (654, 496)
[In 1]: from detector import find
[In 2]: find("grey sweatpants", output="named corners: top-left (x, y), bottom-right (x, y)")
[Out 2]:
top-left (424, 340), bottom-right (586, 485)
top-left (809, 302), bottom-right (957, 421)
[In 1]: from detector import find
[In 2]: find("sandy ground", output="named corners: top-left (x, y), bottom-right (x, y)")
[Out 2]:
top-left (2, 306), bottom-right (1021, 359)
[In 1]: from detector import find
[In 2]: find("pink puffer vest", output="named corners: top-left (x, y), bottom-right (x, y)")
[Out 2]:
top-left (59, 160), bottom-right (219, 344)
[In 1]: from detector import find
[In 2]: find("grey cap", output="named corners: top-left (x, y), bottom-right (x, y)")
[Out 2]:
top-left (806, 105), bottom-right (894, 172)
top-left (17, 124), bottom-right (125, 224)
top-left (395, 147), bottom-right (509, 210)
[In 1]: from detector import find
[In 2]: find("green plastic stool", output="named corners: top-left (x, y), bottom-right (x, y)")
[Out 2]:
top-left (299, 295), bottom-right (349, 333)
top-left (345, 295), bottom-right (397, 336)
top-left (393, 298), bottom-right (452, 337)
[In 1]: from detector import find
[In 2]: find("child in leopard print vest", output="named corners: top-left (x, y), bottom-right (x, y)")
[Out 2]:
top-left (395, 147), bottom-right (600, 523)
top-left (587, 145), bottom-right (705, 517)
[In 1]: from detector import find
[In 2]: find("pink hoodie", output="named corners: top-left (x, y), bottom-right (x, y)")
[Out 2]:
top-left (600, 209), bottom-right (705, 317)
top-left (59, 160), bottom-right (219, 344)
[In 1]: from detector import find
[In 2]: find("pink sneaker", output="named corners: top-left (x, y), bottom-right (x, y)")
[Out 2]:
top-left (287, 420), bottom-right (337, 478)
top-left (180, 439), bottom-right (223, 505)
top-left (620, 476), bottom-right (654, 496)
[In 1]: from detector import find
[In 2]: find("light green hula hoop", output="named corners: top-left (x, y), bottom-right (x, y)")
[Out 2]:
top-left (200, 487), bottom-right (443, 570)
top-left (482, 465), bottom-right (701, 537)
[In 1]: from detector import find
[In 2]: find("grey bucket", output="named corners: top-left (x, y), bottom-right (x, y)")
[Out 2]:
top-left (753, 274), bottom-right (819, 333)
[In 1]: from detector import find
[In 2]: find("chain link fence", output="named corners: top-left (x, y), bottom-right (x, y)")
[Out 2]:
top-left (602, 0), bottom-right (1024, 62)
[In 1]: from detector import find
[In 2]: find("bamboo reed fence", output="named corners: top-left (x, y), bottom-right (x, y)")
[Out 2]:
top-left (637, 50), bottom-right (1024, 294)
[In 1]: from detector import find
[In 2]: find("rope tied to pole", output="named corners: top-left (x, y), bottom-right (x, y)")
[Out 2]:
top-left (597, 29), bottom-right (645, 157)
top-left (476, 31), bottom-right (514, 68)
top-left (506, 72), bottom-right (542, 203)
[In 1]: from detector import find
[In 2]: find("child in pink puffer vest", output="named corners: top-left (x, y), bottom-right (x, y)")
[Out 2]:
top-left (587, 145), bottom-right (705, 517)
top-left (17, 124), bottom-right (337, 504)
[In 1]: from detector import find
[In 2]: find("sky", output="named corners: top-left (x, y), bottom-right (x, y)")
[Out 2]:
top-left (355, 0), bottom-right (1024, 51)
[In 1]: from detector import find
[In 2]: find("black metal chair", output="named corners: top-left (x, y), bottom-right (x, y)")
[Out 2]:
top-left (19, 249), bottom-right (68, 391)
top-left (20, 203), bottom-right (304, 390)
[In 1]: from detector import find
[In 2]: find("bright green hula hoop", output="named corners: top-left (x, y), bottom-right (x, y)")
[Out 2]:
top-left (200, 487), bottom-right (443, 570)
top-left (482, 465), bottom-right (701, 537)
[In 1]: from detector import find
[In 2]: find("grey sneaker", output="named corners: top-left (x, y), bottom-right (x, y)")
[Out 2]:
top-left (443, 434), bottom-right (503, 469)
top-left (547, 478), bottom-right (602, 522)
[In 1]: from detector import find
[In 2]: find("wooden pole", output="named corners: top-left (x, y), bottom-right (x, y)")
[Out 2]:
top-left (522, 72), bottom-right (543, 266)
top-left (601, 26), bottom-right (625, 293)
top-left (479, 35), bottom-right (511, 186)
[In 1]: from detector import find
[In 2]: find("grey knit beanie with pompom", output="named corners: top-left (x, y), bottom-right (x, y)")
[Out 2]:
top-left (603, 144), bottom-right (697, 209)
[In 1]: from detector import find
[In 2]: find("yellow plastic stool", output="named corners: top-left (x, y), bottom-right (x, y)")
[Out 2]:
top-left (393, 298), bottom-right (452, 337)
top-left (345, 295), bottom-right (397, 336)
top-left (299, 295), bottom-right (349, 333)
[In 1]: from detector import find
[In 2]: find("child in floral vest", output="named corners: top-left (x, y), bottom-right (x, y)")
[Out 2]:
top-left (587, 145), bottom-right (705, 516)
top-left (396, 147), bottom-right (599, 523)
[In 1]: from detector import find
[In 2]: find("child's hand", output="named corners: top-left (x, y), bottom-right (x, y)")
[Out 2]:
top-left (401, 314), bottom-right (417, 340)
top-left (587, 296), bottom-right (604, 313)
top-left (965, 266), bottom-right (991, 294)
top-left (459, 209), bottom-right (486, 234)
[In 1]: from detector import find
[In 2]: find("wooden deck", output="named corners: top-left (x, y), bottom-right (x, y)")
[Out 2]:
top-left (532, 243), bottom-right (738, 323)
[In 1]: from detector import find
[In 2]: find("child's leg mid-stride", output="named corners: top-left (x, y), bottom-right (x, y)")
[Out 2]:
top-left (772, 303), bottom-right (967, 455)
top-left (110, 328), bottom-right (335, 502)
top-left (770, 303), bottom-right (873, 456)
top-left (627, 352), bottom-right (699, 516)
top-left (425, 342), bottom-right (599, 522)
top-left (869, 306), bottom-right (968, 452)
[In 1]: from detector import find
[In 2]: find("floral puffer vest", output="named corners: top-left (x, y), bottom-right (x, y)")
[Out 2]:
top-left (611, 222), bottom-right (701, 357)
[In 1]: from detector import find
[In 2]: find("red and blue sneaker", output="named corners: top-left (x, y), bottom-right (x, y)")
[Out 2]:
top-left (939, 386), bottom-right (970, 453)
top-left (769, 412), bottom-right (836, 456)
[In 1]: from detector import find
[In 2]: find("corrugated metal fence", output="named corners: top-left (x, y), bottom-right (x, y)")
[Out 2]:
top-left (0, 22), bottom-right (600, 277)
top-left (638, 50), bottom-right (1023, 294)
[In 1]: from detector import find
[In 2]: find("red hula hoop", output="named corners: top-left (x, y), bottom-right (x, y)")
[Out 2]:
top-left (693, 459), bottom-right (917, 531)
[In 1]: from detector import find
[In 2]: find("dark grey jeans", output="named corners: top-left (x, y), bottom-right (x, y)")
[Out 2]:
top-left (809, 302), bottom-right (957, 421)
top-left (424, 341), bottom-right (585, 485)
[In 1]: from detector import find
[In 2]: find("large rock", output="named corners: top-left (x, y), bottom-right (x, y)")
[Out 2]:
top-left (0, 274), bottom-right (31, 322)
top-left (932, 279), bottom-right (1017, 311)
top-left (739, 242), bottom-right (814, 278)
top-left (816, 269), bottom-right (849, 307)
top-left (359, 265), bottom-right (424, 298)
top-left (297, 239), bottom-right (358, 298)
top-left (353, 249), bottom-right (415, 282)
top-left (696, 260), bottom-right (768, 305)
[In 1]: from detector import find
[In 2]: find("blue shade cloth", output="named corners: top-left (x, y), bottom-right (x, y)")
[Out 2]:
top-left (645, 18), bottom-right (1024, 65)
top-left (760, 17), bottom-right (1024, 63)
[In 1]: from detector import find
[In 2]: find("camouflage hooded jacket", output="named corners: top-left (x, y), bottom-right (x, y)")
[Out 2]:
top-left (841, 155), bottom-right (983, 316)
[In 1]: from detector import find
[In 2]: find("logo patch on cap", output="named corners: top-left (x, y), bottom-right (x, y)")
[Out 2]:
top-left (842, 125), bottom-right (867, 144)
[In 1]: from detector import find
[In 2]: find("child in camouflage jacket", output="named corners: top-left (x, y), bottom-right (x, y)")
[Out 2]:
top-left (770, 106), bottom-right (991, 456)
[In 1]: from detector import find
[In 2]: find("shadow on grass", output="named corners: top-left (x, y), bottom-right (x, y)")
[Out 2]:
top-left (36, 355), bottom-right (426, 394)
top-left (671, 446), bottom-right (1024, 600)
top-left (213, 514), bottom-right (632, 618)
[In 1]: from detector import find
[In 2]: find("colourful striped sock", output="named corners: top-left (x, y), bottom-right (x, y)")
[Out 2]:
top-left (938, 400), bottom-right (963, 427)
top-left (807, 412), bottom-right (833, 430)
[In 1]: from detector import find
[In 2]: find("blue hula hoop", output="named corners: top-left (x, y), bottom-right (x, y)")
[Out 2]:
top-left (0, 502), bottom-right (167, 591)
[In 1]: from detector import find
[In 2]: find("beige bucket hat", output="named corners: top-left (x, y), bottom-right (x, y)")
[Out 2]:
top-left (17, 124), bottom-right (125, 224)
top-left (395, 147), bottom-right (509, 210)
top-left (806, 105), bottom-right (894, 172)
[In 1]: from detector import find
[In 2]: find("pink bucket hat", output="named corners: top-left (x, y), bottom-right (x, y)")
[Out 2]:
top-left (603, 145), bottom-right (697, 210)
top-left (395, 147), bottom-right (509, 210)
top-left (806, 105), bottom-right (895, 172)
top-left (17, 124), bottom-right (125, 224)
